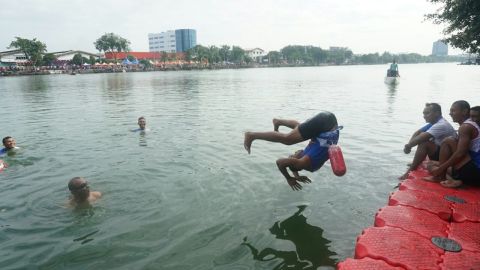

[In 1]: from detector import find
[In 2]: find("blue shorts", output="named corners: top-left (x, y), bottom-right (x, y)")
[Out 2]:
top-left (302, 140), bottom-right (329, 172)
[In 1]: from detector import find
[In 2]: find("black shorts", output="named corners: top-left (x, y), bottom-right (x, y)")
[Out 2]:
top-left (298, 111), bottom-right (338, 140)
top-left (452, 160), bottom-right (480, 186)
top-left (428, 145), bottom-right (440, 161)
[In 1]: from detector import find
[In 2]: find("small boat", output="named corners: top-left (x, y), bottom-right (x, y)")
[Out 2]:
top-left (384, 76), bottom-right (399, 84)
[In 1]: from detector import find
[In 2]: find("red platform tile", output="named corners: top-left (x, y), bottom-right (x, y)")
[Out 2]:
top-left (448, 221), bottom-right (480, 252)
top-left (355, 227), bottom-right (443, 270)
top-left (337, 257), bottom-right (405, 270)
top-left (399, 178), bottom-right (455, 195)
top-left (388, 189), bottom-right (452, 220)
top-left (452, 202), bottom-right (480, 223)
top-left (441, 249), bottom-right (480, 270)
top-left (374, 205), bottom-right (448, 239)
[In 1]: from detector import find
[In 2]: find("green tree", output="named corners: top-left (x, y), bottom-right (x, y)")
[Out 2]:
top-left (230, 46), bottom-right (246, 64)
top-left (139, 59), bottom-right (152, 68)
top-left (94, 33), bottom-right (131, 61)
top-left (161, 52), bottom-right (168, 64)
top-left (267, 51), bottom-right (282, 64)
top-left (219, 45), bottom-right (231, 63)
top-left (42, 53), bottom-right (56, 66)
top-left (8, 37), bottom-right (47, 67)
top-left (426, 0), bottom-right (480, 53)
top-left (127, 55), bottom-right (135, 62)
top-left (71, 53), bottom-right (84, 65)
top-left (89, 56), bottom-right (96, 65)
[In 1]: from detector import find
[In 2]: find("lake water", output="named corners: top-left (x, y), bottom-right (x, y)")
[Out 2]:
top-left (0, 64), bottom-right (479, 270)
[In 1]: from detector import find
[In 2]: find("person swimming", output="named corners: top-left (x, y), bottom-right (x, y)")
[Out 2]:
top-left (67, 177), bottom-right (102, 207)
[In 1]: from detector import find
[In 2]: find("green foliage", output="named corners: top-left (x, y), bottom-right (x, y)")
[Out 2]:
top-left (139, 59), bottom-right (152, 68)
top-left (161, 52), bottom-right (168, 63)
top-left (71, 53), bottom-right (84, 65)
top-left (426, 0), bottom-right (480, 53)
top-left (8, 37), bottom-right (47, 66)
top-left (127, 55), bottom-right (135, 62)
top-left (89, 56), bottom-right (96, 65)
top-left (94, 33), bottom-right (131, 60)
top-left (42, 53), bottom-right (56, 66)
top-left (230, 46), bottom-right (245, 63)
top-left (267, 51), bottom-right (282, 64)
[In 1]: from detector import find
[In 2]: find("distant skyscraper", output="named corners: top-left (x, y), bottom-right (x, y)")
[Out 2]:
top-left (175, 29), bottom-right (197, 52)
top-left (432, 40), bottom-right (448, 56)
top-left (148, 29), bottom-right (196, 53)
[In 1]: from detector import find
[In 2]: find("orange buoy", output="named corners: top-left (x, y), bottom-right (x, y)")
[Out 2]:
top-left (328, 145), bottom-right (346, 176)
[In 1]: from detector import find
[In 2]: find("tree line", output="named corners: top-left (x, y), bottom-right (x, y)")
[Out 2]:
top-left (6, 0), bottom-right (479, 68)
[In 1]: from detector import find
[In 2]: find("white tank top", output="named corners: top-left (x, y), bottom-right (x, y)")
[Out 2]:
top-left (464, 119), bottom-right (480, 167)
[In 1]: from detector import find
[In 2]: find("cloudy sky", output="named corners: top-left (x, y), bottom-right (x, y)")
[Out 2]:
top-left (0, 0), bottom-right (462, 55)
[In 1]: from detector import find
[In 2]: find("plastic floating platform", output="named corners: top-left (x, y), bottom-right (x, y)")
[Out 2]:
top-left (337, 165), bottom-right (480, 270)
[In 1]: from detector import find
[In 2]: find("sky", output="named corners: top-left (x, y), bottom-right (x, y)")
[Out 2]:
top-left (0, 0), bottom-right (464, 55)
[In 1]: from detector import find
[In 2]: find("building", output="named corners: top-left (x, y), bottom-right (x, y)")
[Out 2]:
top-left (432, 40), bottom-right (448, 56)
top-left (0, 49), bottom-right (29, 66)
top-left (244, 48), bottom-right (266, 62)
top-left (51, 50), bottom-right (101, 61)
top-left (175, 29), bottom-right (197, 52)
top-left (148, 29), bottom-right (196, 53)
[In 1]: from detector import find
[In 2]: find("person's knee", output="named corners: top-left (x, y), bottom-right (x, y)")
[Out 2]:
top-left (441, 137), bottom-right (456, 146)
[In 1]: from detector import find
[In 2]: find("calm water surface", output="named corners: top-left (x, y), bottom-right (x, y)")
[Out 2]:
top-left (0, 64), bottom-right (479, 269)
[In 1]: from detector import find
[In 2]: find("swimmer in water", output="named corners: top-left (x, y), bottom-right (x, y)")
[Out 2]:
top-left (68, 177), bottom-right (102, 207)
top-left (132, 116), bottom-right (147, 132)
top-left (1, 136), bottom-right (18, 155)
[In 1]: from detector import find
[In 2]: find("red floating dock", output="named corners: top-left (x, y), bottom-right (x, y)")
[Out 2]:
top-left (337, 165), bottom-right (480, 270)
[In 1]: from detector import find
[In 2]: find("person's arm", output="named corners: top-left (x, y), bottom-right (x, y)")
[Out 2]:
top-left (432, 125), bottom-right (473, 176)
top-left (276, 157), bottom-right (310, 190)
top-left (404, 129), bottom-right (432, 153)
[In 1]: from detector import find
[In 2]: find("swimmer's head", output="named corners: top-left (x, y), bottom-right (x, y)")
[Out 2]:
top-left (68, 177), bottom-right (90, 201)
top-left (2, 136), bottom-right (16, 149)
top-left (138, 117), bottom-right (146, 130)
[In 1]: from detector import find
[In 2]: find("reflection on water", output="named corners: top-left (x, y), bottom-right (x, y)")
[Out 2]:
top-left (242, 205), bottom-right (336, 269)
top-left (386, 82), bottom-right (398, 115)
top-left (139, 131), bottom-right (148, 147)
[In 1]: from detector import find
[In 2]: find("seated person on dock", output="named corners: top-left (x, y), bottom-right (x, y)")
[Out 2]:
top-left (1, 136), bottom-right (18, 155)
top-left (426, 101), bottom-right (480, 187)
top-left (68, 177), bottom-right (102, 207)
top-left (244, 112), bottom-right (339, 190)
top-left (399, 103), bottom-right (455, 180)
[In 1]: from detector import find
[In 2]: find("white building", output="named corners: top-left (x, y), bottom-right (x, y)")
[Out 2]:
top-left (51, 50), bottom-right (101, 61)
top-left (245, 48), bottom-right (265, 62)
top-left (148, 31), bottom-right (177, 53)
top-left (432, 40), bottom-right (448, 56)
top-left (0, 49), bottom-right (29, 65)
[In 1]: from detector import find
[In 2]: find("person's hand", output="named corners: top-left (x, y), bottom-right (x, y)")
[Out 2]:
top-left (287, 178), bottom-right (302, 191)
top-left (403, 144), bottom-right (411, 154)
top-left (430, 166), bottom-right (441, 177)
top-left (295, 176), bottom-right (312, 184)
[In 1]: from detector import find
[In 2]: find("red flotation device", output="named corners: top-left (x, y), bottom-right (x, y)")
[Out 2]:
top-left (328, 145), bottom-right (346, 176)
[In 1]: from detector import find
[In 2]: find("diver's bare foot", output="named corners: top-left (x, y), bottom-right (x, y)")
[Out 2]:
top-left (440, 179), bottom-right (463, 188)
top-left (244, 132), bottom-right (253, 154)
top-left (422, 176), bottom-right (442, 182)
top-left (273, 118), bottom-right (280, 131)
